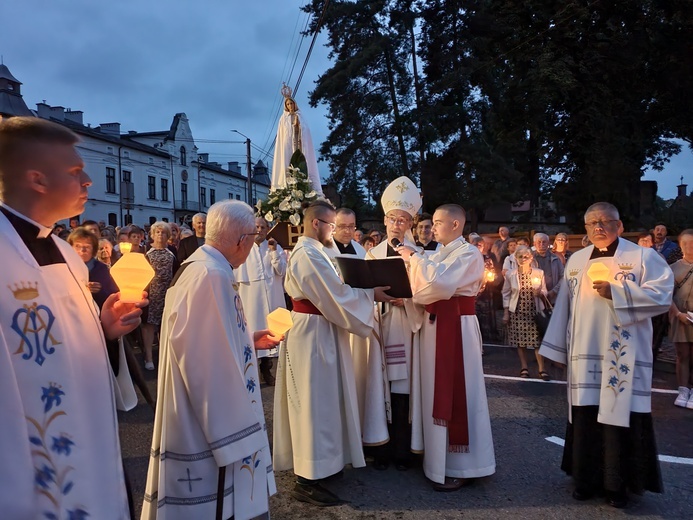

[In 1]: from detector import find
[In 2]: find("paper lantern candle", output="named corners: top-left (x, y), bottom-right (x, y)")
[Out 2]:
top-left (110, 244), bottom-right (154, 303)
top-left (266, 308), bottom-right (293, 337)
top-left (586, 261), bottom-right (611, 283)
top-left (531, 276), bottom-right (542, 289)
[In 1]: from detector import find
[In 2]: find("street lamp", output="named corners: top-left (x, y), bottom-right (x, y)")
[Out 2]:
top-left (232, 130), bottom-right (253, 204)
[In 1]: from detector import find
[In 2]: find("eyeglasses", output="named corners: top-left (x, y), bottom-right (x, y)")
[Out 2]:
top-left (336, 225), bottom-right (356, 230)
top-left (237, 232), bottom-right (260, 246)
top-left (316, 218), bottom-right (336, 231)
top-left (386, 216), bottom-right (411, 227)
top-left (585, 219), bottom-right (618, 229)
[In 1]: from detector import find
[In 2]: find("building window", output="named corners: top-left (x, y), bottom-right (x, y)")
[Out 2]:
top-left (235, 194), bottom-right (241, 200)
top-left (148, 176), bottom-right (156, 199)
top-left (200, 187), bottom-right (207, 207)
top-left (108, 213), bottom-right (117, 227)
top-left (107, 147), bottom-right (113, 155)
top-left (181, 183), bottom-right (188, 204)
top-left (161, 178), bottom-right (169, 201)
top-left (210, 189), bottom-right (216, 205)
top-left (106, 167), bottom-right (116, 193)
top-left (123, 151), bottom-right (130, 159)
top-left (122, 170), bottom-right (132, 183)
top-left (149, 157), bottom-right (153, 164)
top-left (149, 216), bottom-right (157, 225)
top-left (180, 146), bottom-right (187, 166)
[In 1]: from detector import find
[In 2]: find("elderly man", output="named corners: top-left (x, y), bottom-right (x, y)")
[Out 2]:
top-left (235, 216), bottom-right (287, 386)
top-left (273, 200), bottom-right (393, 506)
top-left (143, 200), bottom-right (280, 520)
top-left (325, 207), bottom-right (366, 258)
top-left (0, 117), bottom-right (145, 518)
top-left (398, 204), bottom-right (496, 491)
top-left (533, 232), bottom-right (564, 303)
top-left (177, 212), bottom-right (206, 262)
top-left (415, 212), bottom-right (440, 252)
top-left (491, 226), bottom-right (511, 265)
top-left (653, 223), bottom-right (680, 263)
top-left (539, 202), bottom-right (673, 508)
top-left (365, 176), bottom-right (425, 470)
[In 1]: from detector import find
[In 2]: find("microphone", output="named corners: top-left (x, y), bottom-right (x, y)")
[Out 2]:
top-left (391, 238), bottom-right (401, 248)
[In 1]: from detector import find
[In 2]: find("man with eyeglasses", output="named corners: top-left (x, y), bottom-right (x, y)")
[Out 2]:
top-left (274, 200), bottom-right (394, 506)
top-left (539, 202), bottom-right (673, 509)
top-left (144, 200), bottom-right (280, 520)
top-left (362, 176), bottom-right (425, 472)
top-left (397, 203), bottom-right (496, 492)
top-left (235, 217), bottom-right (287, 386)
top-left (325, 207), bottom-right (366, 258)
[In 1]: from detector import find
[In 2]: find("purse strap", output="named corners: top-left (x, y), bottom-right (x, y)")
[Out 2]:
top-left (675, 265), bottom-right (693, 291)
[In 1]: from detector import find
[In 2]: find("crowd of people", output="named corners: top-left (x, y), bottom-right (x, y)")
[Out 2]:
top-left (0, 117), bottom-right (690, 519)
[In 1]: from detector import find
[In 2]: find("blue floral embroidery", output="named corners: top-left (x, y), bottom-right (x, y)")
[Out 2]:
top-left (51, 435), bottom-right (75, 456)
top-left (240, 451), bottom-right (261, 500)
top-left (243, 345), bottom-right (252, 364)
top-left (606, 326), bottom-right (631, 399)
top-left (41, 384), bottom-right (65, 413)
top-left (67, 508), bottom-right (89, 520)
top-left (246, 378), bottom-right (256, 393)
top-left (35, 464), bottom-right (56, 489)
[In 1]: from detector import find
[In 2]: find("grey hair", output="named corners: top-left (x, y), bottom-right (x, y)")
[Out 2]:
top-left (533, 232), bottom-right (549, 243)
top-left (192, 212), bottom-right (207, 223)
top-left (514, 245), bottom-right (531, 259)
top-left (584, 202), bottom-right (619, 220)
top-left (205, 200), bottom-right (255, 247)
top-left (150, 221), bottom-right (171, 240)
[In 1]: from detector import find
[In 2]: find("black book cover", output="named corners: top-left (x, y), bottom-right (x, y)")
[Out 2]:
top-left (334, 256), bottom-right (413, 299)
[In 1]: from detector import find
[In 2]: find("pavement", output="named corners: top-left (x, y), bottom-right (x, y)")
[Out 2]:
top-left (119, 338), bottom-right (692, 520)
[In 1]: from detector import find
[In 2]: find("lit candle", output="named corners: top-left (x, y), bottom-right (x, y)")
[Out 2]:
top-left (531, 276), bottom-right (541, 289)
top-left (586, 261), bottom-right (610, 283)
top-left (485, 270), bottom-right (495, 282)
top-left (110, 243), bottom-right (154, 303)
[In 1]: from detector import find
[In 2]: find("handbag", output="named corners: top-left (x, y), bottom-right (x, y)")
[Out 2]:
top-left (534, 293), bottom-right (553, 337)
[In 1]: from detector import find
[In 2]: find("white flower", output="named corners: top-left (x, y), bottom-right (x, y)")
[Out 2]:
top-left (306, 190), bottom-right (317, 199)
top-left (291, 200), bottom-right (302, 209)
top-left (286, 176), bottom-right (297, 185)
top-left (283, 195), bottom-right (292, 202)
top-left (292, 189), bottom-right (304, 199)
top-left (255, 200), bottom-right (262, 210)
top-left (278, 201), bottom-right (291, 212)
top-left (289, 213), bottom-right (301, 226)
top-left (264, 211), bottom-right (274, 222)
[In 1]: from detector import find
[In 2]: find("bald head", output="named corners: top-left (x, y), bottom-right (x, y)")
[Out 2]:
top-left (303, 200), bottom-right (336, 226)
top-left (432, 204), bottom-right (466, 245)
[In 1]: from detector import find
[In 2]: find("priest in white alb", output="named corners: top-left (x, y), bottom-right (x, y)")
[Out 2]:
top-left (397, 204), bottom-right (496, 491)
top-left (142, 200), bottom-right (280, 520)
top-left (364, 176), bottom-right (425, 470)
top-left (539, 202), bottom-right (673, 509)
top-left (273, 200), bottom-right (393, 507)
top-left (0, 117), bottom-right (145, 519)
top-left (235, 216), bottom-right (287, 386)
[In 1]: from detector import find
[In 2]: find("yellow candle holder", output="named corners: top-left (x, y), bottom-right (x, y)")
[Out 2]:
top-left (267, 308), bottom-right (293, 337)
top-left (586, 261), bottom-right (611, 283)
top-left (110, 245), bottom-right (154, 303)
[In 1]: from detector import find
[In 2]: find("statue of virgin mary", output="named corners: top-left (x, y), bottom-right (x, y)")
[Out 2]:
top-left (271, 84), bottom-right (324, 196)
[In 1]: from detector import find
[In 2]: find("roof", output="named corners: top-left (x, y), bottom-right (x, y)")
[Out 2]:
top-left (0, 64), bottom-right (21, 83)
top-left (56, 117), bottom-right (171, 158)
top-left (0, 91), bottom-right (33, 117)
top-left (124, 113), bottom-right (185, 142)
top-left (194, 159), bottom-right (247, 181)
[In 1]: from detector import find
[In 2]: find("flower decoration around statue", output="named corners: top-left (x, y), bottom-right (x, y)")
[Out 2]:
top-left (257, 150), bottom-right (321, 226)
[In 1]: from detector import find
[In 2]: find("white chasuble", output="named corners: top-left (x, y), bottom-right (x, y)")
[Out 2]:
top-left (539, 239), bottom-right (673, 427)
top-left (235, 241), bottom-right (287, 359)
top-left (143, 246), bottom-right (275, 520)
top-left (409, 237), bottom-right (496, 484)
top-left (273, 237), bottom-right (375, 480)
top-left (0, 212), bottom-right (129, 519)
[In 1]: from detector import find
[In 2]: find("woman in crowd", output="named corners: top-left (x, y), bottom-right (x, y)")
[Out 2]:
top-left (360, 235), bottom-right (376, 252)
top-left (471, 235), bottom-right (501, 342)
top-left (502, 245), bottom-right (550, 380)
top-left (97, 238), bottom-right (114, 267)
top-left (637, 232), bottom-right (655, 249)
top-left (167, 222), bottom-right (181, 255)
top-left (552, 232), bottom-right (572, 265)
top-left (68, 228), bottom-right (119, 309)
top-left (141, 221), bottom-right (180, 370)
top-left (670, 229), bottom-right (693, 409)
top-left (501, 238), bottom-right (519, 276)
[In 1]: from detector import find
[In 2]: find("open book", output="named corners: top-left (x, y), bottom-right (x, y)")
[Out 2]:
top-left (334, 256), bottom-right (413, 299)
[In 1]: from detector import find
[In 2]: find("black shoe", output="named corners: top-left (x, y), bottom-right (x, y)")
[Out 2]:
top-left (291, 482), bottom-right (342, 507)
top-left (373, 457), bottom-right (389, 471)
top-left (323, 470), bottom-right (344, 482)
top-left (605, 490), bottom-right (628, 509)
top-left (394, 458), bottom-right (411, 471)
top-left (572, 487), bottom-right (595, 501)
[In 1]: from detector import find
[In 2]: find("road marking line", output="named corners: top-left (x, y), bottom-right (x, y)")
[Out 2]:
top-left (484, 373), bottom-right (678, 394)
top-left (545, 436), bottom-right (693, 465)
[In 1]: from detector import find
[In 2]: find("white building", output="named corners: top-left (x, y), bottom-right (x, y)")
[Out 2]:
top-left (1, 64), bottom-right (270, 228)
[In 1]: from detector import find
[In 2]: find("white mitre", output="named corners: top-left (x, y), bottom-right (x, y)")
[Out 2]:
top-left (380, 176), bottom-right (422, 217)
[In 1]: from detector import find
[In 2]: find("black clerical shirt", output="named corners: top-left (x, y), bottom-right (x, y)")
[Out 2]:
top-left (589, 237), bottom-right (619, 259)
top-left (416, 240), bottom-right (439, 251)
top-left (335, 240), bottom-right (357, 255)
top-left (0, 206), bottom-right (66, 265)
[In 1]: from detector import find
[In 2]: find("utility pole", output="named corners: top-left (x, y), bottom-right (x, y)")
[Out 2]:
top-left (246, 137), bottom-right (252, 204)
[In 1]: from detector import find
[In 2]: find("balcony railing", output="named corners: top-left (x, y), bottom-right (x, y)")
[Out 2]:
top-left (174, 200), bottom-right (201, 212)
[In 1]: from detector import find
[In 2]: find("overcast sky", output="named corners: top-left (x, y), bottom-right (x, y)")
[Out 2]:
top-left (1, 0), bottom-right (689, 200)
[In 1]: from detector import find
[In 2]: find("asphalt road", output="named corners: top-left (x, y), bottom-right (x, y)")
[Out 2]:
top-left (119, 345), bottom-right (693, 519)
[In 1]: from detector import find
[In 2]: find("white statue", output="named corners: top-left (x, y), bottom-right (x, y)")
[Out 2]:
top-left (271, 84), bottom-right (324, 196)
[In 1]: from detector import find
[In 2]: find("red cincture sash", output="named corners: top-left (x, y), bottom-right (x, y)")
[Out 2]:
top-left (291, 298), bottom-right (323, 316)
top-left (424, 295), bottom-right (475, 452)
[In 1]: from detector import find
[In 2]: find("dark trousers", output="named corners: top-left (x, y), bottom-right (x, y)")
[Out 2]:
top-left (373, 392), bottom-right (412, 464)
